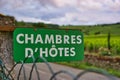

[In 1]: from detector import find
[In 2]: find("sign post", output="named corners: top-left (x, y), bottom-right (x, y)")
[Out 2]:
top-left (13, 28), bottom-right (84, 63)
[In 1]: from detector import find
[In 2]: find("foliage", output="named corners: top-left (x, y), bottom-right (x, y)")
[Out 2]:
top-left (32, 22), bottom-right (47, 28)
top-left (60, 24), bottom-right (120, 35)
top-left (60, 24), bottom-right (120, 56)
top-left (84, 35), bottom-right (120, 56)
top-left (15, 21), bottom-right (59, 28)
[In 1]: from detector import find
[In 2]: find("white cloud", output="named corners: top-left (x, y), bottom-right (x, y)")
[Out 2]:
top-left (16, 16), bottom-right (51, 24)
top-left (77, 0), bottom-right (103, 11)
top-left (0, 0), bottom-right (120, 25)
top-left (50, 11), bottom-right (120, 25)
top-left (53, 0), bottom-right (76, 7)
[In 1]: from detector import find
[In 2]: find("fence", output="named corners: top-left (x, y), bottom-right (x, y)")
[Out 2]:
top-left (0, 56), bottom-right (118, 80)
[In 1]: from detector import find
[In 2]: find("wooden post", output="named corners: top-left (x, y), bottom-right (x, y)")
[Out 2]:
top-left (107, 32), bottom-right (111, 50)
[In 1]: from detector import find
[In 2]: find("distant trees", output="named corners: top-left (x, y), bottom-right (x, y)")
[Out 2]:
top-left (94, 31), bottom-right (101, 35)
top-left (15, 21), bottom-right (59, 28)
top-left (33, 22), bottom-right (47, 28)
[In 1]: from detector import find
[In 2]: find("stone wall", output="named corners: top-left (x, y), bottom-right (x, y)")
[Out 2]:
top-left (0, 14), bottom-right (15, 75)
top-left (0, 31), bottom-right (14, 70)
top-left (0, 14), bottom-right (15, 26)
top-left (84, 54), bottom-right (120, 70)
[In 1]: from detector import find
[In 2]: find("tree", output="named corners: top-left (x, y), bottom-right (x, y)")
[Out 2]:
top-left (33, 22), bottom-right (47, 28)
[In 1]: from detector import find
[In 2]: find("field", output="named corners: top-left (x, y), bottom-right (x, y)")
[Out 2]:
top-left (84, 34), bottom-right (120, 56)
top-left (61, 24), bottom-right (120, 35)
top-left (61, 23), bottom-right (120, 56)
top-left (60, 23), bottom-right (120, 77)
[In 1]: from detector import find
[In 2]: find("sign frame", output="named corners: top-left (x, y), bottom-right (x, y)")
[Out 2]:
top-left (13, 28), bottom-right (84, 63)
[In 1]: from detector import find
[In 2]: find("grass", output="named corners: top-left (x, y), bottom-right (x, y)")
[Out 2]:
top-left (60, 24), bottom-right (120, 35)
top-left (59, 24), bottom-right (120, 77)
top-left (58, 61), bottom-right (120, 78)
top-left (84, 34), bottom-right (120, 56)
top-left (61, 24), bottom-right (120, 55)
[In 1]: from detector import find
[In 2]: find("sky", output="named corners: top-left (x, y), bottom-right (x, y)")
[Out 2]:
top-left (0, 0), bottom-right (120, 25)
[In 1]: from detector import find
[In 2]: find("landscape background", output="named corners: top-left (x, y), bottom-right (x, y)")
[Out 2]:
top-left (14, 17), bottom-right (120, 77)
top-left (0, 0), bottom-right (120, 78)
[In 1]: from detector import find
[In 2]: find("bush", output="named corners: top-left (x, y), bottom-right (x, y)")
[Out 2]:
top-left (99, 47), bottom-right (111, 56)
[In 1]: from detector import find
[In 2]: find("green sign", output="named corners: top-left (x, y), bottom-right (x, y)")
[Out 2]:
top-left (13, 28), bottom-right (84, 63)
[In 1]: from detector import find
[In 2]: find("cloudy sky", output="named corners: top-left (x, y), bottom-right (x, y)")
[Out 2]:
top-left (0, 0), bottom-right (120, 25)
